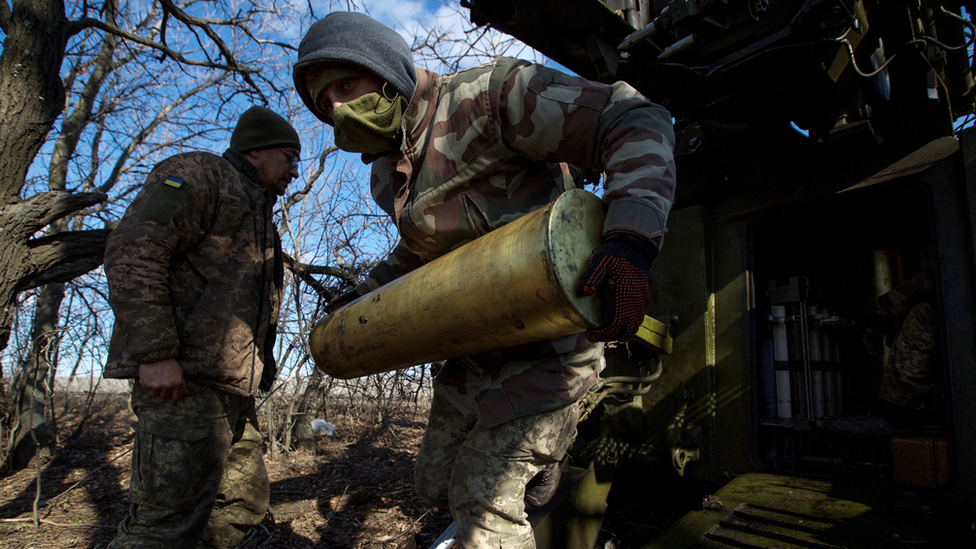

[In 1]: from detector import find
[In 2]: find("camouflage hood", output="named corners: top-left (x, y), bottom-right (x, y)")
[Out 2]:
top-left (294, 11), bottom-right (418, 124)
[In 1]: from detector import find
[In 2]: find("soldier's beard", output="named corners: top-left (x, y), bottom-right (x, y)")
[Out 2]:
top-left (255, 172), bottom-right (287, 195)
top-left (332, 91), bottom-right (406, 155)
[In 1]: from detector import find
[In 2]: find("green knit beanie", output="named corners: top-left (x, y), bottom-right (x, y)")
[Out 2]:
top-left (230, 106), bottom-right (302, 153)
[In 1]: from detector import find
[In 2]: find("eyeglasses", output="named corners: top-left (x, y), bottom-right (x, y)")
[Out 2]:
top-left (278, 148), bottom-right (301, 168)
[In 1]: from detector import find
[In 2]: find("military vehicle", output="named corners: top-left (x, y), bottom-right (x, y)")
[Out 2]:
top-left (449, 1), bottom-right (976, 547)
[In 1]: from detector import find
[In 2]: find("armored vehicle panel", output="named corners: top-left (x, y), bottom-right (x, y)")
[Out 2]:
top-left (459, 1), bottom-right (976, 546)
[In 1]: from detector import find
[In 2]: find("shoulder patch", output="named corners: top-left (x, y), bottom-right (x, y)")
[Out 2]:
top-left (163, 176), bottom-right (184, 189)
top-left (136, 176), bottom-right (190, 225)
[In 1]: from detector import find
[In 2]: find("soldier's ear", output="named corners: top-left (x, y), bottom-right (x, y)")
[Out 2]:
top-left (243, 148), bottom-right (276, 169)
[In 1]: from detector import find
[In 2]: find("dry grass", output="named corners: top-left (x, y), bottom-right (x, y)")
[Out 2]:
top-left (0, 392), bottom-right (453, 549)
top-left (0, 391), bottom-right (711, 549)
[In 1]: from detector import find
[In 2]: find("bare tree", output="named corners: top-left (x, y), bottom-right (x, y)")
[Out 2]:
top-left (0, 0), bottom-right (547, 469)
top-left (271, 137), bottom-right (398, 452)
top-left (0, 0), bottom-right (303, 470)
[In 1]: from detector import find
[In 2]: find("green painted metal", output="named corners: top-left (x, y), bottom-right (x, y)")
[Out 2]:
top-left (531, 465), bottom-right (614, 549)
top-left (451, 2), bottom-right (976, 547)
top-left (643, 472), bottom-right (966, 548)
top-left (633, 315), bottom-right (673, 354)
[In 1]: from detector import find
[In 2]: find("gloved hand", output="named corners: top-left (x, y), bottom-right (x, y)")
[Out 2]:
top-left (576, 235), bottom-right (656, 342)
top-left (325, 289), bottom-right (362, 314)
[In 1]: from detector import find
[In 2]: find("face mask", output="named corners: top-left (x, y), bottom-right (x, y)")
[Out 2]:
top-left (332, 87), bottom-right (408, 155)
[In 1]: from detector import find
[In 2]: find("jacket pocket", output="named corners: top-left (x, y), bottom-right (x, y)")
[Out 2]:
top-left (527, 66), bottom-right (610, 111)
top-left (461, 194), bottom-right (493, 239)
top-left (133, 415), bottom-right (212, 509)
top-left (178, 277), bottom-right (234, 366)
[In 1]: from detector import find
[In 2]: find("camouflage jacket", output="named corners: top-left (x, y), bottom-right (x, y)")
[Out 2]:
top-left (357, 57), bottom-right (675, 293)
top-left (104, 149), bottom-right (284, 397)
top-left (360, 58), bottom-right (676, 425)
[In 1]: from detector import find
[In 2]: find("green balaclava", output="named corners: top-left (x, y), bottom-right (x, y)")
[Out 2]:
top-left (294, 12), bottom-right (418, 157)
top-left (331, 83), bottom-right (408, 155)
top-left (294, 12), bottom-right (418, 122)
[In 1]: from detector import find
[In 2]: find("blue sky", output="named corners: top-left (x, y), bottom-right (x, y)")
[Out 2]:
top-left (306, 0), bottom-right (473, 43)
top-left (296, 0), bottom-right (547, 70)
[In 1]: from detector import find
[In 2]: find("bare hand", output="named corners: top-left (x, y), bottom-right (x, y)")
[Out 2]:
top-left (138, 359), bottom-right (189, 400)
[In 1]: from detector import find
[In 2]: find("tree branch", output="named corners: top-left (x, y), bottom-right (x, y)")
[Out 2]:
top-left (283, 145), bottom-right (338, 210)
top-left (20, 228), bottom-right (112, 292)
top-left (50, 1), bottom-right (120, 194)
top-left (0, 0), bottom-right (10, 34)
top-left (67, 17), bottom-right (259, 75)
top-left (97, 73), bottom-right (230, 195)
top-left (239, 26), bottom-right (298, 52)
top-left (0, 192), bottom-right (107, 240)
top-left (156, 0), bottom-right (266, 101)
top-left (283, 254), bottom-right (363, 299)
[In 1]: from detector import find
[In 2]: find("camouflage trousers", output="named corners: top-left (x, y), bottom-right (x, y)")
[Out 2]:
top-left (880, 301), bottom-right (938, 411)
top-left (415, 389), bottom-right (579, 549)
top-left (109, 382), bottom-right (269, 549)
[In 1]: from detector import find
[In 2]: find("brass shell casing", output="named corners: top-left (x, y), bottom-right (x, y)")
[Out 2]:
top-left (310, 189), bottom-right (607, 379)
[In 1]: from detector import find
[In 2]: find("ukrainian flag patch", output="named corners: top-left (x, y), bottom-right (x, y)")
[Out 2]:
top-left (163, 176), bottom-right (184, 189)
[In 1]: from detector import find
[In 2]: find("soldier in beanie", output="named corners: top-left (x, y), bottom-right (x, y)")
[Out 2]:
top-left (103, 106), bottom-right (301, 549)
top-left (294, 11), bottom-right (676, 549)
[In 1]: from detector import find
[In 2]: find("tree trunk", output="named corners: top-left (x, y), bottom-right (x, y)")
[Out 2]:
top-left (292, 367), bottom-right (327, 453)
top-left (0, 0), bottom-right (71, 353)
top-left (9, 283), bottom-right (64, 468)
top-left (3, 0), bottom-right (122, 470)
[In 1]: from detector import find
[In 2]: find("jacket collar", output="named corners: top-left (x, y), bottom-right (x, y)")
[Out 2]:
top-left (223, 148), bottom-right (263, 187)
top-left (361, 67), bottom-right (439, 165)
top-left (403, 67), bottom-right (439, 147)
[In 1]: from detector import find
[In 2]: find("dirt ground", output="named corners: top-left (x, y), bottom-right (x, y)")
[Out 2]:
top-left (0, 394), bottom-right (709, 549)
top-left (0, 394), bottom-right (454, 549)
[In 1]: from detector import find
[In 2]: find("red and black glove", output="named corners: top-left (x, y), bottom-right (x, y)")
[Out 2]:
top-left (576, 235), bottom-right (656, 342)
top-left (325, 289), bottom-right (361, 314)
